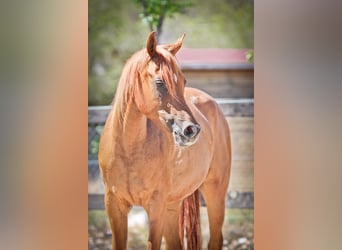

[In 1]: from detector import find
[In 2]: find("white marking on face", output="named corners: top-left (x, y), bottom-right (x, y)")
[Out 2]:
top-left (175, 148), bottom-right (183, 165)
top-left (173, 73), bottom-right (178, 83)
top-left (177, 148), bottom-right (182, 158)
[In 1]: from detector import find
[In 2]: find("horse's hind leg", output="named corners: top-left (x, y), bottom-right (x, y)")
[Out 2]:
top-left (104, 189), bottom-right (130, 250)
top-left (163, 201), bottom-right (183, 250)
top-left (200, 180), bottom-right (228, 250)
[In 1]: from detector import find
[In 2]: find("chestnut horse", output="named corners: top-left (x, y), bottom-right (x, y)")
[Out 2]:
top-left (98, 32), bottom-right (231, 250)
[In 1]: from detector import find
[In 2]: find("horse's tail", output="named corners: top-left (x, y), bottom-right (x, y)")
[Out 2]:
top-left (179, 189), bottom-right (201, 250)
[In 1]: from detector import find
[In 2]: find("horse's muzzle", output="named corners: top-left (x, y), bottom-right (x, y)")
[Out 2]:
top-left (182, 122), bottom-right (201, 139)
top-left (158, 109), bottom-right (201, 148)
top-left (172, 122), bottom-right (201, 147)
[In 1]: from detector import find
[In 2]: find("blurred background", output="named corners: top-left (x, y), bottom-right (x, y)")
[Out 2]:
top-left (89, 0), bottom-right (253, 105)
top-left (88, 0), bottom-right (254, 249)
top-left (1, 1), bottom-right (340, 250)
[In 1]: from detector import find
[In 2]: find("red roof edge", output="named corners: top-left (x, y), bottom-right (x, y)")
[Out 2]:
top-left (176, 48), bottom-right (252, 64)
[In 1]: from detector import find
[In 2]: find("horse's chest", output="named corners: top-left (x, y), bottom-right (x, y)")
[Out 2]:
top-left (108, 152), bottom-right (164, 200)
top-left (109, 143), bottom-right (211, 204)
top-left (169, 149), bottom-right (211, 193)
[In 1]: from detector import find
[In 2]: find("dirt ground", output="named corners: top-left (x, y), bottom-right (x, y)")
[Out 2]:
top-left (88, 207), bottom-right (254, 250)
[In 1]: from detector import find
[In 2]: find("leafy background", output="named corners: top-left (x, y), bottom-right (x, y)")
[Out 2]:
top-left (88, 0), bottom-right (254, 105)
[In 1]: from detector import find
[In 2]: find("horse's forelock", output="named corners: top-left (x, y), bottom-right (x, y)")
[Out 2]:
top-left (158, 49), bottom-right (183, 99)
top-left (116, 48), bottom-right (183, 105)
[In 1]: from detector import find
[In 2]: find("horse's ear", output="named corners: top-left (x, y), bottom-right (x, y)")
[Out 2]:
top-left (163, 33), bottom-right (186, 55)
top-left (146, 31), bottom-right (157, 58)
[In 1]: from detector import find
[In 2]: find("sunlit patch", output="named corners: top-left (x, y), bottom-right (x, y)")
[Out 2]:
top-left (190, 96), bottom-right (198, 104)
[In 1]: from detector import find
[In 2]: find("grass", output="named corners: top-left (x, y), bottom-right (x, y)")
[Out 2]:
top-left (226, 208), bottom-right (254, 225)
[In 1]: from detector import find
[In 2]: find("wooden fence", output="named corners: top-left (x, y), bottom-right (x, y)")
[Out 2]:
top-left (88, 98), bottom-right (254, 209)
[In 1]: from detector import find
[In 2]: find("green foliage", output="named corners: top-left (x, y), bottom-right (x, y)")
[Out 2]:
top-left (88, 210), bottom-right (110, 233)
top-left (163, 0), bottom-right (253, 48)
top-left (226, 209), bottom-right (254, 225)
top-left (88, 0), bottom-right (146, 105)
top-left (89, 0), bottom-right (254, 105)
top-left (133, 0), bottom-right (193, 38)
top-left (89, 126), bottom-right (103, 155)
top-left (246, 50), bottom-right (254, 62)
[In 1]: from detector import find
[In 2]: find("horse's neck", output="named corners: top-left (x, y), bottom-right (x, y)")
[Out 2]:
top-left (112, 99), bottom-right (166, 155)
top-left (112, 100), bottom-right (145, 146)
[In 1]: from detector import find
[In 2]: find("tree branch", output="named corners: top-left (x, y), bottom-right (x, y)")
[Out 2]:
top-left (140, 0), bottom-right (153, 32)
top-left (156, 13), bottom-right (165, 41)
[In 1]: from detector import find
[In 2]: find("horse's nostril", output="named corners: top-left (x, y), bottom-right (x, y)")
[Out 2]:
top-left (184, 126), bottom-right (193, 137)
top-left (183, 124), bottom-right (200, 138)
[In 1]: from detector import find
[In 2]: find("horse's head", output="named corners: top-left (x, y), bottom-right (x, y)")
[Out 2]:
top-left (133, 32), bottom-right (201, 148)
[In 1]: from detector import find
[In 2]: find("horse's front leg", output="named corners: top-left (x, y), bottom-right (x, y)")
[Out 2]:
top-left (163, 201), bottom-right (183, 250)
top-left (145, 193), bottom-right (167, 250)
top-left (104, 188), bottom-right (130, 250)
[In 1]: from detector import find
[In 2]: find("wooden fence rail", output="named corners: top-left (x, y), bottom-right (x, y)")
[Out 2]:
top-left (88, 98), bottom-right (253, 124)
top-left (88, 98), bottom-right (254, 209)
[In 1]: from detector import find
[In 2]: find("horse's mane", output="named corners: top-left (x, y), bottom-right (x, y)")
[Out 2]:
top-left (113, 46), bottom-right (183, 108)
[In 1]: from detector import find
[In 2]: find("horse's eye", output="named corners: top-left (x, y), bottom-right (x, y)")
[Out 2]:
top-left (155, 79), bottom-right (167, 91)
top-left (156, 80), bottom-right (164, 87)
